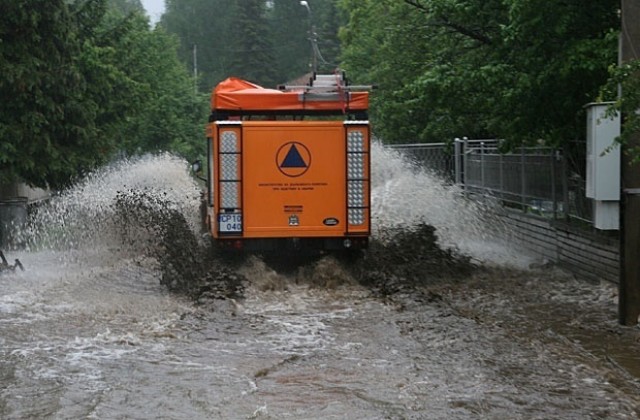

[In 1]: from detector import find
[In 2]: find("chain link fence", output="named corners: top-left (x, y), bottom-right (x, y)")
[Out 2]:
top-left (388, 139), bottom-right (594, 223)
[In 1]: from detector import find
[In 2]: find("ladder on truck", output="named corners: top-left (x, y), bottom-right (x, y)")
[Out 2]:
top-left (278, 72), bottom-right (375, 101)
top-left (278, 71), bottom-right (375, 99)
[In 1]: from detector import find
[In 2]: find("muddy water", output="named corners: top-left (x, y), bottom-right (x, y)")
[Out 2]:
top-left (1, 149), bottom-right (639, 419)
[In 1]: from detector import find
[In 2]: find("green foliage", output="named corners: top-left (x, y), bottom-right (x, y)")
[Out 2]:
top-left (161, 0), bottom-right (343, 88)
top-left (103, 3), bottom-right (208, 162)
top-left (339, 0), bottom-right (619, 147)
top-left (228, 0), bottom-right (278, 86)
top-left (270, 0), bottom-right (310, 81)
top-left (311, 0), bottom-right (344, 73)
top-left (0, 0), bottom-right (112, 189)
top-left (0, 0), bottom-right (207, 189)
top-left (602, 59), bottom-right (640, 162)
top-left (161, 0), bottom-right (233, 91)
top-left (99, 10), bottom-right (208, 161)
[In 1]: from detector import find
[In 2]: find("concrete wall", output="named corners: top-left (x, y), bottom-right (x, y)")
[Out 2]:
top-left (502, 210), bottom-right (620, 283)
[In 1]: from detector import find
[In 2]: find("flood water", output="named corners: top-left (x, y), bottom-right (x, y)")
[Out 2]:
top-left (1, 148), bottom-right (639, 419)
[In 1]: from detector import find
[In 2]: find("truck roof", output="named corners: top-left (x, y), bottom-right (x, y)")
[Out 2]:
top-left (211, 76), bottom-right (369, 115)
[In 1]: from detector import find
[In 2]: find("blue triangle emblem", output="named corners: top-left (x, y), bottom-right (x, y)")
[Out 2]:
top-left (280, 144), bottom-right (307, 168)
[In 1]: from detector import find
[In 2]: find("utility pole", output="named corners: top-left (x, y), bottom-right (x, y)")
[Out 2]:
top-left (193, 43), bottom-right (198, 95)
top-left (619, 0), bottom-right (640, 326)
top-left (300, 1), bottom-right (317, 73)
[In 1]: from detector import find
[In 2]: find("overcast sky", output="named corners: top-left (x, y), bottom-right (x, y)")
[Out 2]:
top-left (140, 0), bottom-right (165, 24)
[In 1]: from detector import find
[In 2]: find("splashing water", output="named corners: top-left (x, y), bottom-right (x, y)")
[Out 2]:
top-left (21, 153), bottom-right (202, 253)
top-left (370, 142), bottom-right (533, 267)
top-left (17, 145), bottom-right (530, 269)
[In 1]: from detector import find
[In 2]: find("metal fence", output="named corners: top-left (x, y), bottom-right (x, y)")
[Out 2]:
top-left (388, 139), bottom-right (593, 223)
top-left (459, 139), bottom-right (564, 217)
top-left (387, 143), bottom-right (455, 181)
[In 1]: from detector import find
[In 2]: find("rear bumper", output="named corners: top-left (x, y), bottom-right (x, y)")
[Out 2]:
top-left (215, 236), bottom-right (369, 252)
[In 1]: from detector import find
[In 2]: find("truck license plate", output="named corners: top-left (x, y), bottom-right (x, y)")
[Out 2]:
top-left (218, 214), bottom-right (242, 233)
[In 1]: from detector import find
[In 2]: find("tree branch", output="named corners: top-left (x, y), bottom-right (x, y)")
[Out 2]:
top-left (403, 0), bottom-right (493, 45)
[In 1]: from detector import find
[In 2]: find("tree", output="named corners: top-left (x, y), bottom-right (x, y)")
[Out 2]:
top-left (0, 0), bottom-right (116, 189)
top-left (313, 0), bottom-right (343, 73)
top-left (227, 0), bottom-right (278, 86)
top-left (0, 0), bottom-right (209, 189)
top-left (602, 60), bottom-right (640, 162)
top-left (113, 19), bottom-right (208, 159)
top-left (161, 0), bottom-right (344, 88)
top-left (100, 4), bottom-right (208, 161)
top-left (339, 0), bottom-right (619, 147)
top-left (270, 0), bottom-right (310, 81)
top-left (490, 0), bottom-right (618, 146)
top-left (161, 0), bottom-right (234, 91)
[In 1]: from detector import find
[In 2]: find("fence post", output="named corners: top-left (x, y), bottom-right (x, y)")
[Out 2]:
top-left (521, 146), bottom-right (526, 211)
top-left (551, 150), bottom-right (557, 219)
top-left (562, 147), bottom-right (570, 220)
top-left (463, 137), bottom-right (468, 192)
top-left (499, 147), bottom-right (504, 203)
top-left (454, 138), bottom-right (462, 184)
top-left (481, 141), bottom-right (485, 189)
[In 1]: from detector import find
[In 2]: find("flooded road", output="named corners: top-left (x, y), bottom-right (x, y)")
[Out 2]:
top-left (1, 150), bottom-right (639, 419)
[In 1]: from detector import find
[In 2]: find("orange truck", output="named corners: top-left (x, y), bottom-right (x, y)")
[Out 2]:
top-left (201, 73), bottom-right (372, 252)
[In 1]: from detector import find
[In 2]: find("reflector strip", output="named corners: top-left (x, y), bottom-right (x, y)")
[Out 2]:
top-left (220, 154), bottom-right (239, 180)
top-left (347, 130), bottom-right (364, 152)
top-left (346, 128), bottom-right (369, 227)
top-left (348, 208), bottom-right (365, 225)
top-left (218, 126), bottom-right (242, 217)
top-left (348, 153), bottom-right (364, 179)
top-left (220, 131), bottom-right (238, 153)
top-left (220, 182), bottom-right (239, 208)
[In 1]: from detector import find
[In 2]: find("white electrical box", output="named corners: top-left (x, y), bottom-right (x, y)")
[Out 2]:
top-left (584, 102), bottom-right (620, 230)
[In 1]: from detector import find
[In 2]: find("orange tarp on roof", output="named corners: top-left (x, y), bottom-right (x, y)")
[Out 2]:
top-left (211, 77), bottom-right (368, 112)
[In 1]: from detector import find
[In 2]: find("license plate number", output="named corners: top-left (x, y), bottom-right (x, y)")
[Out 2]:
top-left (218, 214), bottom-right (242, 232)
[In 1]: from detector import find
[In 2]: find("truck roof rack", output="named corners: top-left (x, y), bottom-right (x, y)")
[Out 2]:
top-left (277, 72), bottom-right (376, 94)
top-left (210, 72), bottom-right (373, 118)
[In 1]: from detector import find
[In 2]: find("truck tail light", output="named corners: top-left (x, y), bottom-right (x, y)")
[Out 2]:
top-left (216, 124), bottom-right (243, 234)
top-left (220, 130), bottom-right (240, 208)
top-left (346, 125), bottom-right (370, 229)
